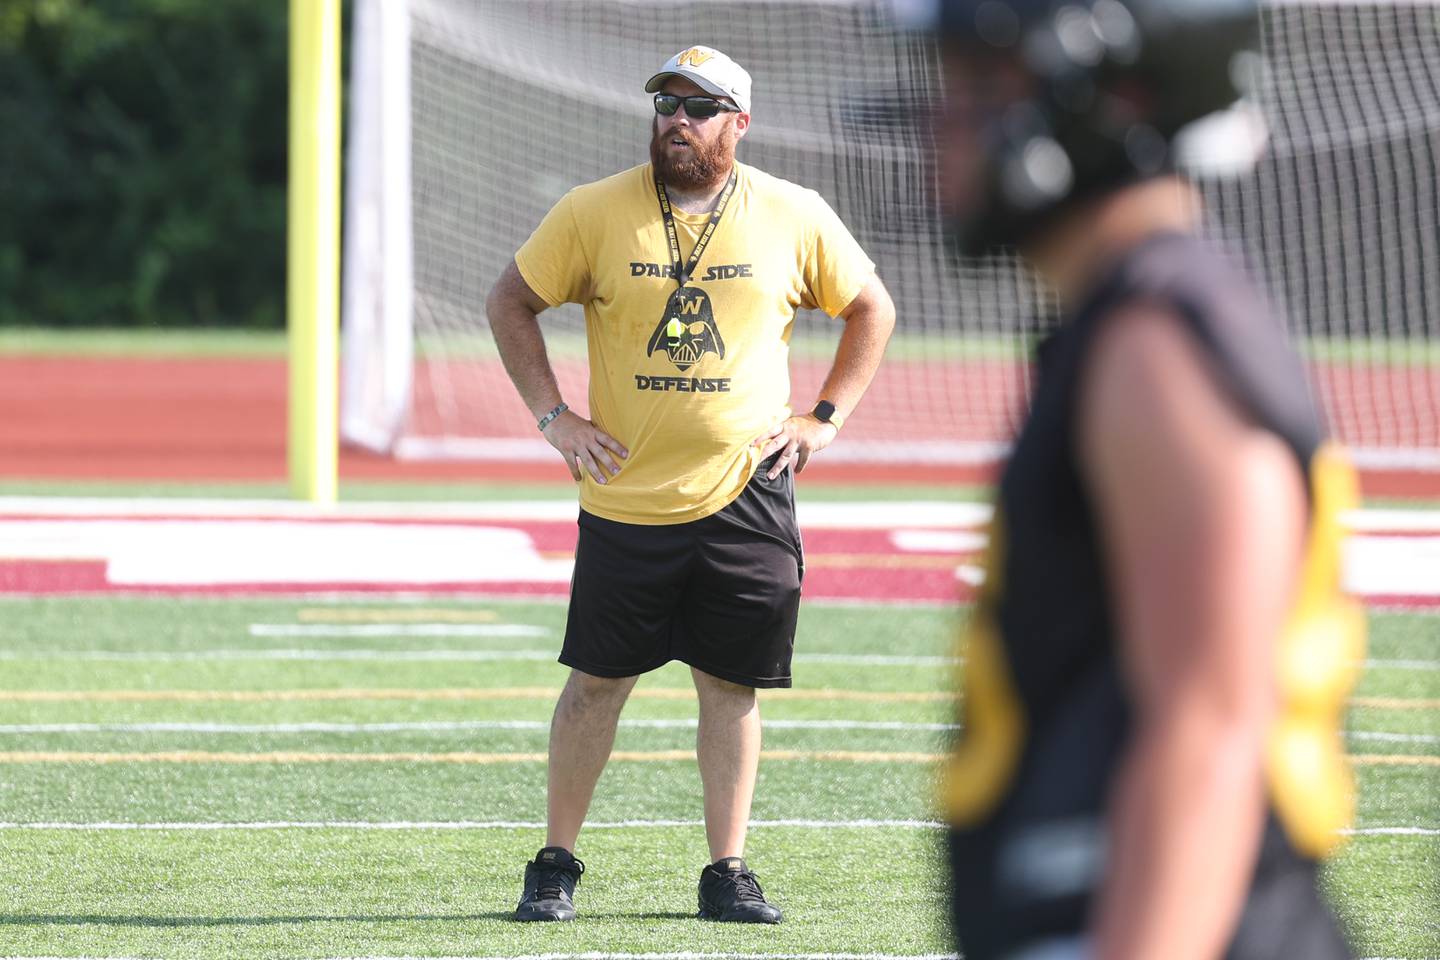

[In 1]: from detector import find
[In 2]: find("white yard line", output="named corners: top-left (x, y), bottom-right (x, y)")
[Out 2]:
top-left (249, 624), bottom-right (549, 637)
top-left (0, 956), bottom-right (1414, 960)
top-left (0, 650), bottom-right (561, 663)
top-left (4, 722), bottom-right (1428, 742)
top-left (1364, 659), bottom-right (1440, 671)
top-left (0, 649), bottom-right (959, 666)
top-left (0, 497), bottom-right (993, 529)
top-left (1347, 732), bottom-right (1440, 745)
top-left (0, 956), bottom-right (1418, 960)
top-left (0, 819), bottom-right (1430, 836)
top-left (332, 954), bottom-right (962, 960)
top-left (0, 719), bottom-right (960, 735)
top-left (2, 496), bottom-right (1434, 532)
top-left (0, 819), bottom-right (945, 831)
top-left (0, 955), bottom-right (962, 960)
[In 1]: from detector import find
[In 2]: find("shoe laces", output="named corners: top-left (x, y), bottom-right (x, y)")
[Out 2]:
top-left (533, 856), bottom-right (584, 900)
top-left (717, 866), bottom-right (766, 903)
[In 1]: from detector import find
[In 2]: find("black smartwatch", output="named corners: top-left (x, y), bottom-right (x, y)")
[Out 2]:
top-left (811, 400), bottom-right (844, 430)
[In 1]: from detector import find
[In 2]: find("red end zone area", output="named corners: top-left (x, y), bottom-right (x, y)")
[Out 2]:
top-left (2, 506), bottom-right (1438, 608)
top-left (0, 510), bottom-right (979, 604)
top-left (3, 355), bottom-right (1436, 497)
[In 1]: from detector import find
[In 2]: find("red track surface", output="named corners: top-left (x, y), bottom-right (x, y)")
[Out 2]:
top-left (2, 355), bottom-right (1435, 496)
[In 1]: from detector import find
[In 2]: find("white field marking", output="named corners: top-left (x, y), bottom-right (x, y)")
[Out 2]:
top-left (295, 607), bottom-right (500, 623)
top-left (800, 596), bottom-right (959, 610)
top-left (0, 719), bottom-right (960, 735)
top-left (0, 497), bottom-right (585, 521)
top-left (0, 956), bottom-right (955, 960)
top-left (0, 649), bottom-right (958, 667)
top-left (956, 564), bottom-right (986, 587)
top-left (0, 957), bottom-right (952, 960)
top-left (0, 749), bottom-right (945, 764)
top-left (891, 530), bottom-right (988, 553)
top-left (331, 954), bottom-right (963, 960)
top-left (0, 819), bottom-right (948, 831)
top-left (0, 820), bottom-right (1430, 839)
top-left (0, 687), bottom-right (952, 704)
top-left (4, 496), bottom-right (1434, 530)
top-left (0, 496), bottom-right (992, 529)
top-left (0, 722), bottom-right (1417, 741)
top-left (1344, 509), bottom-right (1440, 534)
top-left (1364, 659), bottom-right (1440, 671)
top-left (0, 592), bottom-right (579, 606)
top-left (1345, 536), bottom-right (1440, 597)
top-left (0, 650), bottom-right (560, 663)
top-left (249, 624), bottom-right (548, 638)
top-left (799, 653), bottom-right (958, 666)
top-left (1347, 731), bottom-right (1440, 745)
top-left (0, 519), bottom-right (574, 585)
top-left (0, 497), bottom-right (1431, 535)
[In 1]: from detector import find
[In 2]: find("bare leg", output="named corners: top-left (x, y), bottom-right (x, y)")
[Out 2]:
top-left (546, 669), bottom-right (639, 852)
top-left (692, 666), bottom-right (762, 862)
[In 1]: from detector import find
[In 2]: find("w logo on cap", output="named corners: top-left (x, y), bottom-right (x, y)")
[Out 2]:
top-left (676, 48), bottom-right (714, 67)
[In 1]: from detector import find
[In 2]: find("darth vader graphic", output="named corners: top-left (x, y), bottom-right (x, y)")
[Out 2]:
top-left (647, 286), bottom-right (724, 371)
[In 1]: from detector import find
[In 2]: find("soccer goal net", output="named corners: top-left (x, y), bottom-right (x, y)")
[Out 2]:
top-left (341, 0), bottom-right (1440, 469)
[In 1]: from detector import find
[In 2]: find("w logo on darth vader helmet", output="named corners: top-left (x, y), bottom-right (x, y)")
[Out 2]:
top-left (647, 287), bottom-right (725, 371)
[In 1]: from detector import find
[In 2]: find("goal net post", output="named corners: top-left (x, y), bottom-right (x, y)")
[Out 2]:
top-left (341, 0), bottom-right (1440, 470)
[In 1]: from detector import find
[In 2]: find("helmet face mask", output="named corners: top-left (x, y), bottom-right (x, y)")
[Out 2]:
top-left (930, 0), bottom-right (1263, 257)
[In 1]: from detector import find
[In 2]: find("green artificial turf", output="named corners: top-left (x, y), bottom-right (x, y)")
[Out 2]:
top-left (0, 596), bottom-right (1433, 958)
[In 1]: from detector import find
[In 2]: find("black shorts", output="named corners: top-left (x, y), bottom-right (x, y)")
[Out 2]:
top-left (560, 455), bottom-right (804, 688)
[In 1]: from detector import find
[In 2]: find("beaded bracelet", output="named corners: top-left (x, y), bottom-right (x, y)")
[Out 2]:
top-left (536, 402), bottom-right (568, 432)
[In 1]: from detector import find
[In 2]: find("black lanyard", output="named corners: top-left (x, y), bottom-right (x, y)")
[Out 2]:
top-left (654, 168), bottom-right (737, 289)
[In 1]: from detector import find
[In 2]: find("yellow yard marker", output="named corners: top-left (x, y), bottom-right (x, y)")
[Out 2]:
top-left (1350, 697), bottom-right (1440, 711)
top-left (1349, 754), bottom-right (1440, 767)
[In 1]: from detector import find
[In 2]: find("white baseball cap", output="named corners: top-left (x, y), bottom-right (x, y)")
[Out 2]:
top-left (645, 46), bottom-right (752, 115)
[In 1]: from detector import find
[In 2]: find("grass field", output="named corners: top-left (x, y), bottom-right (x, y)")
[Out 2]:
top-left (0, 596), bottom-right (1435, 960)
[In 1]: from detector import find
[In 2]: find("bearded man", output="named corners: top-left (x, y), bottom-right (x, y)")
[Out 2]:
top-left (486, 46), bottom-right (895, 924)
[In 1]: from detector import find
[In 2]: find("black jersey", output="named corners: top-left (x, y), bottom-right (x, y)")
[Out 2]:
top-left (943, 233), bottom-right (1361, 960)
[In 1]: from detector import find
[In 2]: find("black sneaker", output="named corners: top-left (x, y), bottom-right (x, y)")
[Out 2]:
top-left (697, 856), bottom-right (783, 923)
top-left (514, 846), bottom-right (584, 921)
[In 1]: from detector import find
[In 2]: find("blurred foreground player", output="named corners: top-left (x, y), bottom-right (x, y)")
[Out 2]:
top-left (919, 2), bottom-right (1365, 958)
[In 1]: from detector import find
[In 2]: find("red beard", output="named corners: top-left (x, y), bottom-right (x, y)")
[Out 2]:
top-left (650, 117), bottom-right (735, 191)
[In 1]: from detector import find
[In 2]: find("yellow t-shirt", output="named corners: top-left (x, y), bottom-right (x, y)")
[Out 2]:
top-left (514, 161), bottom-right (875, 525)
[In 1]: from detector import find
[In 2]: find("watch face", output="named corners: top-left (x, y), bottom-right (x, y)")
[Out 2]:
top-left (813, 401), bottom-right (836, 423)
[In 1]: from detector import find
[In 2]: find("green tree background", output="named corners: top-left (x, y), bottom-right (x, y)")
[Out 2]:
top-left (0, 0), bottom-right (294, 328)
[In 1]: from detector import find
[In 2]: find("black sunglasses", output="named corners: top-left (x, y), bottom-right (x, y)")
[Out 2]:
top-left (653, 93), bottom-right (741, 119)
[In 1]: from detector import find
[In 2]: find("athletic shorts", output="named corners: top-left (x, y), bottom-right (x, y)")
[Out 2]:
top-left (560, 454), bottom-right (804, 688)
